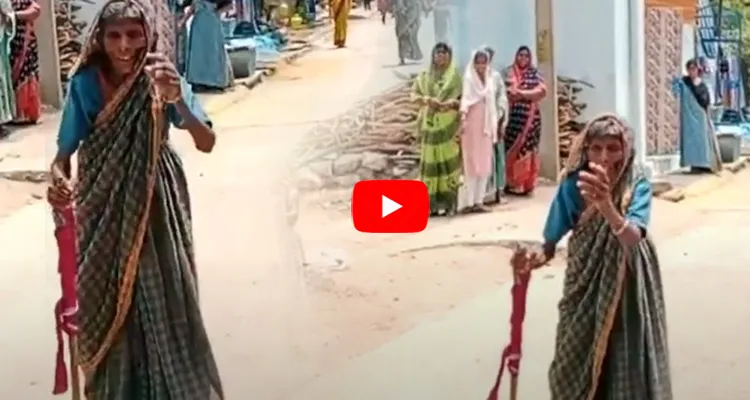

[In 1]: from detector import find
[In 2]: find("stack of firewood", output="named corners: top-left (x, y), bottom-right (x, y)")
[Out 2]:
top-left (294, 78), bottom-right (420, 168)
top-left (55, 0), bottom-right (90, 86)
top-left (293, 74), bottom-right (592, 189)
top-left (556, 76), bottom-right (592, 167)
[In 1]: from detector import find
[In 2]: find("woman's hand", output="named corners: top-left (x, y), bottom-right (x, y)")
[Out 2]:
top-left (17, 2), bottom-right (40, 21)
top-left (144, 53), bottom-right (182, 103)
top-left (510, 246), bottom-right (547, 274)
top-left (48, 164), bottom-right (74, 209)
top-left (577, 162), bottom-right (615, 210)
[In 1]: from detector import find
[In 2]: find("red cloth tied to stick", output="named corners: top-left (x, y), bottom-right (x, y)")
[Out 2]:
top-left (52, 206), bottom-right (79, 395)
top-left (487, 271), bottom-right (531, 400)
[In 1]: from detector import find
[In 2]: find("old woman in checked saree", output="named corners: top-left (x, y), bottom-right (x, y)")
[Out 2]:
top-left (541, 115), bottom-right (672, 399)
top-left (53, 0), bottom-right (223, 397)
top-left (412, 42), bottom-right (462, 216)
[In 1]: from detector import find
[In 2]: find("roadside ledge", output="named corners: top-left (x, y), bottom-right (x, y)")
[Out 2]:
top-left (201, 22), bottom-right (333, 116)
top-left (654, 157), bottom-right (748, 203)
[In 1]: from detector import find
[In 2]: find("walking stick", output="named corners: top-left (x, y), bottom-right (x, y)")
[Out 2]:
top-left (51, 205), bottom-right (82, 400)
top-left (487, 269), bottom-right (531, 400)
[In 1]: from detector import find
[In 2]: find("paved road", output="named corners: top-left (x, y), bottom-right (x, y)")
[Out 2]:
top-left (288, 171), bottom-right (750, 400)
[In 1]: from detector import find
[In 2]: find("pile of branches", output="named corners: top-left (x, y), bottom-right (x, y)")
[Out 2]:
top-left (294, 76), bottom-right (420, 168)
top-left (557, 76), bottom-right (593, 167)
top-left (55, 0), bottom-right (91, 85)
top-left (294, 74), bottom-right (592, 172)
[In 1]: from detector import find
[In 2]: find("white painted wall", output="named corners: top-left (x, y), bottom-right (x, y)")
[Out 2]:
top-left (447, 0), bottom-right (649, 119)
top-left (446, 0), bottom-right (646, 156)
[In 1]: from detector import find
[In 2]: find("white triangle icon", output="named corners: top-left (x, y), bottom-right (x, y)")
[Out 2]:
top-left (381, 195), bottom-right (402, 218)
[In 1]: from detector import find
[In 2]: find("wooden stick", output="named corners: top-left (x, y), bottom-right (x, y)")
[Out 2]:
top-left (69, 336), bottom-right (82, 400)
top-left (510, 376), bottom-right (518, 400)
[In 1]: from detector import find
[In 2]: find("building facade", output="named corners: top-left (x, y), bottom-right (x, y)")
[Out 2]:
top-left (444, 0), bottom-right (698, 176)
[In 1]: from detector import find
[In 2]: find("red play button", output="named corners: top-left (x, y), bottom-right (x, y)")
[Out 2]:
top-left (351, 180), bottom-right (429, 233)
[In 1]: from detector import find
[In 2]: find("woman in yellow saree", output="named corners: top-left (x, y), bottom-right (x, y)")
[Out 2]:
top-left (330, 0), bottom-right (351, 48)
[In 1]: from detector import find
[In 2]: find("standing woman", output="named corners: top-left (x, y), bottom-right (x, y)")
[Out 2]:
top-left (674, 58), bottom-right (722, 173)
top-left (330, 0), bottom-right (351, 48)
top-left (377, 0), bottom-right (390, 24)
top-left (512, 114), bottom-right (672, 399)
top-left (485, 46), bottom-right (508, 204)
top-left (9, 0), bottom-right (40, 124)
top-left (412, 42), bottom-right (462, 216)
top-left (504, 45), bottom-right (546, 195)
top-left (392, 0), bottom-right (423, 65)
top-left (458, 49), bottom-right (496, 213)
top-left (47, 0), bottom-right (224, 397)
top-left (183, 0), bottom-right (231, 90)
top-left (0, 0), bottom-right (15, 137)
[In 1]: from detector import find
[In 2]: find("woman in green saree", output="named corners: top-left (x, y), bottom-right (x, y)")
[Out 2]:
top-left (513, 114), bottom-right (672, 399)
top-left (47, 0), bottom-right (224, 398)
top-left (412, 42), bottom-right (462, 216)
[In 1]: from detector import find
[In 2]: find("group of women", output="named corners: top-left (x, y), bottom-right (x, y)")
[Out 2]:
top-left (414, 43), bottom-right (546, 217)
top-left (0, 0), bottom-right (42, 137)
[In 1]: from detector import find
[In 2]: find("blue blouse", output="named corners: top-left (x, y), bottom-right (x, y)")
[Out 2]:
top-left (57, 66), bottom-right (211, 156)
top-left (542, 170), bottom-right (652, 245)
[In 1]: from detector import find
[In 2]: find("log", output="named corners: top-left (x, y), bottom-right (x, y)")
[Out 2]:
top-left (294, 75), bottom-right (593, 178)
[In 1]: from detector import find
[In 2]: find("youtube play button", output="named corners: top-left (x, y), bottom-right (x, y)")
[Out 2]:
top-left (351, 180), bottom-right (429, 233)
top-left (381, 195), bottom-right (402, 218)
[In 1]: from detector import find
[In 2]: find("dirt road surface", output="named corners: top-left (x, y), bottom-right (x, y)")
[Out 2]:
top-left (0, 13), bottom-right (748, 400)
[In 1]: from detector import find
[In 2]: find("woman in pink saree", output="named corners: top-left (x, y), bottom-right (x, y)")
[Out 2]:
top-left (458, 49), bottom-right (497, 213)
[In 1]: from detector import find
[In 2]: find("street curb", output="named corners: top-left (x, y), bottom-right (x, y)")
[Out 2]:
top-left (201, 71), bottom-right (267, 116)
top-left (656, 157), bottom-right (749, 203)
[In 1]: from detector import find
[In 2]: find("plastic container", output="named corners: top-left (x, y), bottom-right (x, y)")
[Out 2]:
top-left (716, 132), bottom-right (742, 163)
top-left (226, 39), bottom-right (258, 79)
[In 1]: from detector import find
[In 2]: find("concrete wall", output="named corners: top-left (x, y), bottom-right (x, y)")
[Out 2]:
top-left (447, 0), bottom-right (631, 118)
top-left (444, 0), bottom-right (704, 176)
top-left (445, 0), bottom-right (648, 163)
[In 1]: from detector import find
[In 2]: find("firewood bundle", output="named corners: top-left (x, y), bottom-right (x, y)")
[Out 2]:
top-left (556, 76), bottom-right (592, 167)
top-left (294, 74), bottom-right (592, 174)
top-left (294, 76), bottom-right (420, 168)
top-left (55, 0), bottom-right (90, 85)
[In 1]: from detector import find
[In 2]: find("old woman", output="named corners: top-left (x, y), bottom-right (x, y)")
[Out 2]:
top-left (47, 0), bottom-right (224, 397)
top-left (513, 114), bottom-right (672, 399)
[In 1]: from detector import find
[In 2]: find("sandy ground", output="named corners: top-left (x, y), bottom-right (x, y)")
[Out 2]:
top-left (0, 13), bottom-right (747, 400)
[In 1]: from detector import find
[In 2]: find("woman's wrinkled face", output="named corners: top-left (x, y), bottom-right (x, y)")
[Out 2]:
top-left (515, 50), bottom-right (530, 68)
top-left (585, 136), bottom-right (625, 173)
top-left (102, 18), bottom-right (146, 76)
top-left (474, 54), bottom-right (488, 75)
top-left (433, 48), bottom-right (449, 67)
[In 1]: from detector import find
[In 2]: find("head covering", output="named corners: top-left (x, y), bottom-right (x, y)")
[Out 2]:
top-left (430, 42), bottom-right (452, 70)
top-left (70, 0), bottom-right (175, 126)
top-left (460, 48), bottom-right (498, 138)
top-left (513, 45), bottom-right (533, 68)
top-left (561, 113), bottom-right (637, 204)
